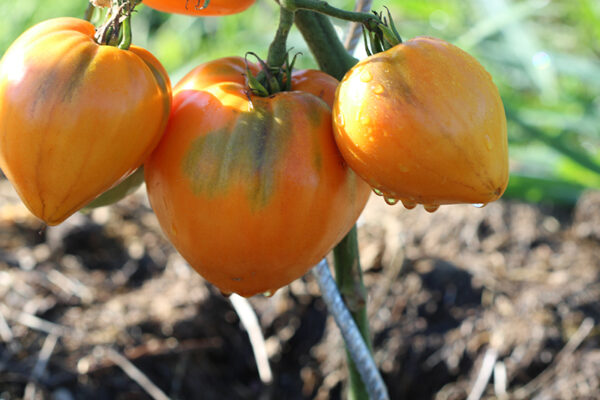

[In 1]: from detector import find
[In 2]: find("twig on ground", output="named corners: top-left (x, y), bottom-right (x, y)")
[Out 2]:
top-left (494, 361), bottom-right (508, 399)
top-left (24, 333), bottom-right (59, 400)
top-left (46, 269), bottom-right (94, 303)
top-left (312, 258), bottom-right (390, 400)
top-left (104, 347), bottom-right (171, 400)
top-left (513, 317), bottom-right (595, 399)
top-left (467, 348), bottom-right (498, 400)
top-left (0, 306), bottom-right (14, 342)
top-left (77, 337), bottom-right (222, 374)
top-left (0, 303), bottom-right (69, 336)
top-left (229, 294), bottom-right (273, 384)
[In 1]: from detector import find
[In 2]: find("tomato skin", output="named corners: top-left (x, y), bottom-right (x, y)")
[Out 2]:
top-left (142, 0), bottom-right (255, 16)
top-left (0, 17), bottom-right (172, 225)
top-left (145, 59), bottom-right (370, 297)
top-left (333, 37), bottom-right (509, 208)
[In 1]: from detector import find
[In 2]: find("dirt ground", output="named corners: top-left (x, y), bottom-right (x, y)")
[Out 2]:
top-left (0, 176), bottom-right (599, 400)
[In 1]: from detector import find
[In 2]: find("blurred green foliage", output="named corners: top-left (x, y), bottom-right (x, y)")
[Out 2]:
top-left (1, 0), bottom-right (599, 206)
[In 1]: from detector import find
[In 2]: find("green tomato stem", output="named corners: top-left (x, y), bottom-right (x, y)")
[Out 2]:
top-left (266, 6), bottom-right (295, 69)
top-left (281, 0), bottom-right (380, 30)
top-left (293, 10), bottom-right (357, 80)
top-left (313, 259), bottom-right (389, 400)
top-left (118, 13), bottom-right (132, 50)
top-left (295, 10), bottom-right (384, 400)
top-left (84, 2), bottom-right (95, 22)
top-left (333, 226), bottom-right (375, 400)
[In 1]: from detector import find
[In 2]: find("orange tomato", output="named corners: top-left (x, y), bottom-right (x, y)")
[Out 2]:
top-left (145, 58), bottom-right (370, 297)
top-left (142, 0), bottom-right (255, 16)
top-left (333, 37), bottom-right (509, 211)
top-left (0, 17), bottom-right (172, 225)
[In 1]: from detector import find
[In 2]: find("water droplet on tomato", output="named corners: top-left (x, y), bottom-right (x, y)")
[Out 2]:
top-left (219, 290), bottom-right (232, 298)
top-left (373, 84), bottom-right (384, 94)
top-left (473, 203), bottom-right (487, 208)
top-left (263, 290), bottom-right (275, 298)
top-left (384, 196), bottom-right (398, 205)
top-left (336, 112), bottom-right (345, 127)
top-left (360, 70), bottom-right (373, 82)
top-left (485, 135), bottom-right (493, 150)
top-left (373, 188), bottom-right (383, 196)
top-left (170, 223), bottom-right (177, 237)
top-left (401, 199), bottom-right (417, 209)
top-left (423, 203), bottom-right (440, 213)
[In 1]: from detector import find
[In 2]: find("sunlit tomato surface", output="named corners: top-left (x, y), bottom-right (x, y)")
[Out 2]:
top-left (142, 0), bottom-right (255, 16)
top-left (145, 58), bottom-right (370, 297)
top-left (333, 37), bottom-right (509, 211)
top-left (0, 17), bottom-right (172, 225)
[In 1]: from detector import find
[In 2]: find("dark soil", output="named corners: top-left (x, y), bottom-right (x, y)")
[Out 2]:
top-left (0, 177), bottom-right (599, 400)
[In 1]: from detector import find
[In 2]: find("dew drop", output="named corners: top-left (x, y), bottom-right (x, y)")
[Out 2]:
top-left (360, 70), bottom-right (373, 82)
top-left (368, 136), bottom-right (374, 142)
top-left (372, 188), bottom-right (383, 196)
top-left (373, 84), bottom-right (384, 94)
top-left (336, 112), bottom-right (345, 127)
top-left (423, 203), bottom-right (440, 213)
top-left (473, 203), bottom-right (487, 208)
top-left (401, 199), bottom-right (417, 209)
top-left (384, 196), bottom-right (398, 205)
top-left (485, 135), bottom-right (493, 150)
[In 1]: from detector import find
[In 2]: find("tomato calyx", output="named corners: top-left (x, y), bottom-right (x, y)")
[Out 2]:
top-left (244, 50), bottom-right (300, 97)
top-left (362, 7), bottom-right (403, 56)
top-left (93, 0), bottom-right (140, 49)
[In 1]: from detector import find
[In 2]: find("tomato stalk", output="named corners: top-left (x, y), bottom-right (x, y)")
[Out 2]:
top-left (280, 0), bottom-right (380, 29)
top-left (94, 0), bottom-right (138, 49)
top-left (266, 6), bottom-right (295, 70)
top-left (293, 10), bottom-right (357, 80)
top-left (294, 6), bottom-right (389, 400)
top-left (246, 4), bottom-right (298, 96)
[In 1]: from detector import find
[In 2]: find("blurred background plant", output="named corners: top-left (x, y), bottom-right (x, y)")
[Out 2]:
top-left (2, 0), bottom-right (598, 207)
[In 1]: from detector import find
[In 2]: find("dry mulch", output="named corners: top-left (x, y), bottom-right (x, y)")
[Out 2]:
top-left (0, 177), bottom-right (599, 400)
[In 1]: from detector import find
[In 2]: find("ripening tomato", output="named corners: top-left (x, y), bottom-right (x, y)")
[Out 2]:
top-left (333, 37), bottom-right (509, 211)
top-left (0, 17), bottom-right (172, 225)
top-left (142, 0), bottom-right (255, 16)
top-left (145, 58), bottom-right (370, 297)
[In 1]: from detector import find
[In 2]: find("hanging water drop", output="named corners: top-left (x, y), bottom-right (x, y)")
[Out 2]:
top-left (384, 196), bottom-right (398, 205)
top-left (473, 203), bottom-right (487, 208)
top-left (401, 199), bottom-right (417, 209)
top-left (263, 289), bottom-right (276, 298)
top-left (360, 70), bottom-right (373, 82)
top-left (372, 188), bottom-right (383, 196)
top-left (423, 203), bottom-right (440, 213)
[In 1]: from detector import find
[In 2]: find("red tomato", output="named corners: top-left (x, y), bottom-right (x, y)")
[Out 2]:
top-left (333, 37), bottom-right (509, 211)
top-left (0, 17), bottom-right (172, 225)
top-left (145, 58), bottom-right (370, 297)
top-left (142, 0), bottom-right (255, 16)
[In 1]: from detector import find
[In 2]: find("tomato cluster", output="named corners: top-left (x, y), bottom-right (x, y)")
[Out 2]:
top-left (0, 3), bottom-right (508, 297)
